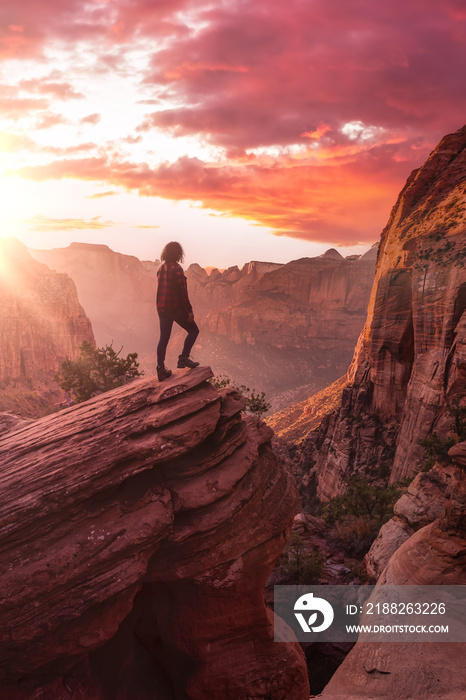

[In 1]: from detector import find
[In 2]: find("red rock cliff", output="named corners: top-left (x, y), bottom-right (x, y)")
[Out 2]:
top-left (310, 125), bottom-right (466, 499)
top-left (0, 367), bottom-right (309, 700)
top-left (0, 238), bottom-right (94, 383)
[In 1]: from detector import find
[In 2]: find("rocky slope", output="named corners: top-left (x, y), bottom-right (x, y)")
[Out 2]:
top-left (0, 238), bottom-right (95, 415)
top-left (319, 441), bottom-right (466, 700)
top-left (193, 247), bottom-right (377, 410)
top-left (266, 375), bottom-right (346, 442)
top-left (0, 366), bottom-right (309, 700)
top-left (306, 125), bottom-right (466, 500)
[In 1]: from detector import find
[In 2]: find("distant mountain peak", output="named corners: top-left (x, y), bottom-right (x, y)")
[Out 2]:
top-left (319, 248), bottom-right (344, 260)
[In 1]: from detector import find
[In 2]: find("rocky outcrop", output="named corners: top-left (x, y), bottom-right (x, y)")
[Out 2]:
top-left (319, 442), bottom-right (466, 700)
top-left (205, 247), bottom-right (376, 352)
top-left (0, 366), bottom-right (309, 700)
top-left (194, 247), bottom-right (377, 411)
top-left (365, 464), bottom-right (455, 578)
top-left (308, 125), bottom-right (466, 500)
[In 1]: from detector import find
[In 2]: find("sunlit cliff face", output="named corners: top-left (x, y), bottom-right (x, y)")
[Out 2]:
top-left (0, 0), bottom-right (464, 265)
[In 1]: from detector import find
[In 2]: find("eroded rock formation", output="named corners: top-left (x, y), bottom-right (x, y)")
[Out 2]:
top-left (186, 260), bottom-right (283, 318)
top-left (0, 238), bottom-right (94, 382)
top-left (307, 125), bottom-right (466, 500)
top-left (0, 367), bottom-right (309, 700)
top-left (365, 463), bottom-right (455, 579)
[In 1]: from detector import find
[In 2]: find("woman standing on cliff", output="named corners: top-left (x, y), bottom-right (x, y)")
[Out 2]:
top-left (156, 241), bottom-right (199, 381)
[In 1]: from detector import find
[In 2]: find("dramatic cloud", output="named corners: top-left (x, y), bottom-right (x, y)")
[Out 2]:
top-left (11, 145), bottom-right (409, 243)
top-left (1, 0), bottom-right (465, 246)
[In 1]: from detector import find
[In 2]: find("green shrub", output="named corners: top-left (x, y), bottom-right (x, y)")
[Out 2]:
top-left (55, 341), bottom-right (142, 403)
top-left (279, 532), bottom-right (325, 585)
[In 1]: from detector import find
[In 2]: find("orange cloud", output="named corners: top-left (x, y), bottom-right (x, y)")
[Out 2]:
top-left (11, 151), bottom-right (404, 244)
top-left (301, 124), bottom-right (332, 140)
top-left (24, 215), bottom-right (117, 231)
top-left (86, 190), bottom-right (119, 199)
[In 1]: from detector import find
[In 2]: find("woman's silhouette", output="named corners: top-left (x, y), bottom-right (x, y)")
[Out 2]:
top-left (156, 241), bottom-right (199, 381)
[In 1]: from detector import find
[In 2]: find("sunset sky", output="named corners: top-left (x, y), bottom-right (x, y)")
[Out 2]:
top-left (0, 0), bottom-right (465, 267)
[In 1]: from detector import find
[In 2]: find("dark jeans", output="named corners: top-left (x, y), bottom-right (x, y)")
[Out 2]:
top-left (157, 313), bottom-right (199, 366)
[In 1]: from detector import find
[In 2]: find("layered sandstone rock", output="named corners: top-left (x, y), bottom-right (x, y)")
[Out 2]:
top-left (319, 442), bottom-right (466, 700)
top-left (308, 125), bottom-right (466, 500)
top-left (0, 366), bottom-right (309, 700)
top-left (0, 238), bottom-right (95, 415)
top-left (365, 464), bottom-right (454, 578)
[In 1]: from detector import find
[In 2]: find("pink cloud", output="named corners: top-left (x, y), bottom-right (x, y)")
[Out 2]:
top-left (136, 0), bottom-right (465, 154)
top-left (19, 78), bottom-right (83, 100)
top-left (80, 113), bottom-right (101, 125)
top-left (0, 97), bottom-right (49, 118)
top-left (34, 112), bottom-right (68, 130)
top-left (42, 142), bottom-right (98, 155)
top-left (0, 0), bottom-right (464, 247)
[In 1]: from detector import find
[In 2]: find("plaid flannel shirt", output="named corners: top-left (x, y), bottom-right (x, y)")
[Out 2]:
top-left (156, 262), bottom-right (193, 316)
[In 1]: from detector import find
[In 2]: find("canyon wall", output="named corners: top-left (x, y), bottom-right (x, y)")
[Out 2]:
top-left (0, 238), bottom-right (95, 414)
top-left (195, 247), bottom-right (376, 410)
top-left (308, 125), bottom-right (466, 500)
top-left (0, 238), bottom-right (94, 382)
top-left (0, 366), bottom-right (309, 700)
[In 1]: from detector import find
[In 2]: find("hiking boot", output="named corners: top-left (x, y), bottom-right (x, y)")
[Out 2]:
top-left (157, 364), bottom-right (172, 381)
top-left (177, 355), bottom-right (200, 369)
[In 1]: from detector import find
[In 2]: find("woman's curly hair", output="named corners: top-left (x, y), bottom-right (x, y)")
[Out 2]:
top-left (160, 241), bottom-right (184, 264)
